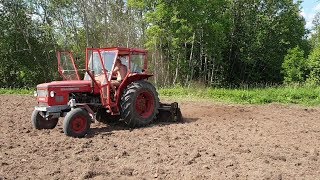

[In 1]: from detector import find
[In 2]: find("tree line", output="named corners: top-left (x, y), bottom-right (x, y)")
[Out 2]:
top-left (0, 0), bottom-right (319, 88)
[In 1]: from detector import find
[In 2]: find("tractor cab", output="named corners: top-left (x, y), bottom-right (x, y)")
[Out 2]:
top-left (84, 48), bottom-right (146, 82)
top-left (58, 48), bottom-right (147, 80)
top-left (56, 48), bottom-right (151, 103)
top-left (82, 48), bottom-right (152, 109)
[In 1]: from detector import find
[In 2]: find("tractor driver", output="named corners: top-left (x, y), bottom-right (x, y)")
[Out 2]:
top-left (111, 57), bottom-right (127, 92)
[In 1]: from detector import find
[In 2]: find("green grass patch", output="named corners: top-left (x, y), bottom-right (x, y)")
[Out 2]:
top-left (0, 88), bottom-right (33, 95)
top-left (2, 86), bottom-right (320, 106)
top-left (159, 86), bottom-right (320, 106)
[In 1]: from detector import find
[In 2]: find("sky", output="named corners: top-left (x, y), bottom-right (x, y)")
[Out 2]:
top-left (300, 0), bottom-right (320, 30)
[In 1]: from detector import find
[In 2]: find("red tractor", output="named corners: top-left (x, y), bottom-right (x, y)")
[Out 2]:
top-left (31, 47), bottom-right (182, 137)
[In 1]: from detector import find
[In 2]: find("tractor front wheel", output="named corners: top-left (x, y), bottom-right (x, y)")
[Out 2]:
top-left (63, 108), bottom-right (91, 138)
top-left (31, 110), bottom-right (58, 129)
top-left (120, 80), bottom-right (159, 128)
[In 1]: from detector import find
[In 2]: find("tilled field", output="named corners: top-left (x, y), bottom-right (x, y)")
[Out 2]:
top-left (1, 95), bottom-right (320, 179)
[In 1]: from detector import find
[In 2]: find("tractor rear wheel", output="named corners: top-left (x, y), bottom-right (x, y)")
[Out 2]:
top-left (63, 108), bottom-right (91, 138)
top-left (120, 80), bottom-right (159, 128)
top-left (31, 110), bottom-right (58, 129)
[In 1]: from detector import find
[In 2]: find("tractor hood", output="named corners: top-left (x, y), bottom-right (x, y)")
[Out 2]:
top-left (37, 80), bottom-right (94, 93)
top-left (35, 80), bottom-right (97, 106)
top-left (37, 80), bottom-right (91, 88)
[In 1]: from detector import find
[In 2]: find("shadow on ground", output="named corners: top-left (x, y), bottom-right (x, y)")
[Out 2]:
top-left (86, 115), bottom-right (197, 138)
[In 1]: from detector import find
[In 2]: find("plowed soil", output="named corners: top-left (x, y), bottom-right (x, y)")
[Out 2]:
top-left (1, 95), bottom-right (320, 179)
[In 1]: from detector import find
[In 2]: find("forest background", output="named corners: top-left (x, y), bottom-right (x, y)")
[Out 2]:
top-left (1, 0), bottom-right (320, 90)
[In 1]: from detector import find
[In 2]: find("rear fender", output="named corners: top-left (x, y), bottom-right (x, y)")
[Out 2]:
top-left (115, 73), bottom-right (153, 105)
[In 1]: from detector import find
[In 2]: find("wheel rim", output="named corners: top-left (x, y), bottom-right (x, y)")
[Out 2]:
top-left (135, 90), bottom-right (155, 119)
top-left (71, 116), bottom-right (87, 133)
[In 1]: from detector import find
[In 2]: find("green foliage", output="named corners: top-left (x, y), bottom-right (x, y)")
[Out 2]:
top-left (310, 12), bottom-right (320, 49)
top-left (0, 0), bottom-right (312, 88)
top-left (305, 9), bottom-right (320, 86)
top-left (226, 0), bottom-right (307, 84)
top-left (0, 0), bottom-right (58, 88)
top-left (159, 86), bottom-right (320, 106)
top-left (143, 0), bottom-right (230, 86)
top-left (306, 47), bottom-right (320, 85)
top-left (282, 46), bottom-right (307, 84)
top-left (139, 0), bottom-right (308, 86)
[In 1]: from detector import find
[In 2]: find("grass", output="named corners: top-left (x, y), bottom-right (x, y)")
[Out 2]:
top-left (1, 86), bottom-right (320, 106)
top-left (159, 86), bottom-right (320, 106)
top-left (0, 88), bottom-right (33, 95)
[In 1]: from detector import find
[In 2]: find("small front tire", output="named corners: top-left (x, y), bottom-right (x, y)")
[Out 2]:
top-left (63, 108), bottom-right (91, 138)
top-left (31, 110), bottom-right (58, 129)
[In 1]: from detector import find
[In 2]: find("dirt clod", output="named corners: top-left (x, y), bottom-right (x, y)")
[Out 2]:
top-left (82, 171), bottom-right (98, 179)
top-left (120, 168), bottom-right (134, 176)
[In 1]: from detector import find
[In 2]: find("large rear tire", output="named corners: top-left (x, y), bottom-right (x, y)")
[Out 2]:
top-left (63, 108), bottom-right (91, 138)
top-left (31, 110), bottom-right (58, 129)
top-left (120, 80), bottom-right (159, 128)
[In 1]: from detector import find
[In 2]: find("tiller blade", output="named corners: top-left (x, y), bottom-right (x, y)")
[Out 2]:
top-left (156, 102), bottom-right (183, 122)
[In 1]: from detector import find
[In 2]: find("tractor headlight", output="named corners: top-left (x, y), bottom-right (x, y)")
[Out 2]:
top-left (49, 91), bottom-right (55, 97)
top-left (33, 91), bottom-right (37, 97)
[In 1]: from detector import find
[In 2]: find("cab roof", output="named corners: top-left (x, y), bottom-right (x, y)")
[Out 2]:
top-left (87, 47), bottom-right (147, 55)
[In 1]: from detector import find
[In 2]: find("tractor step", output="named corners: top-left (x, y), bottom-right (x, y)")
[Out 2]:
top-left (156, 102), bottom-right (183, 122)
